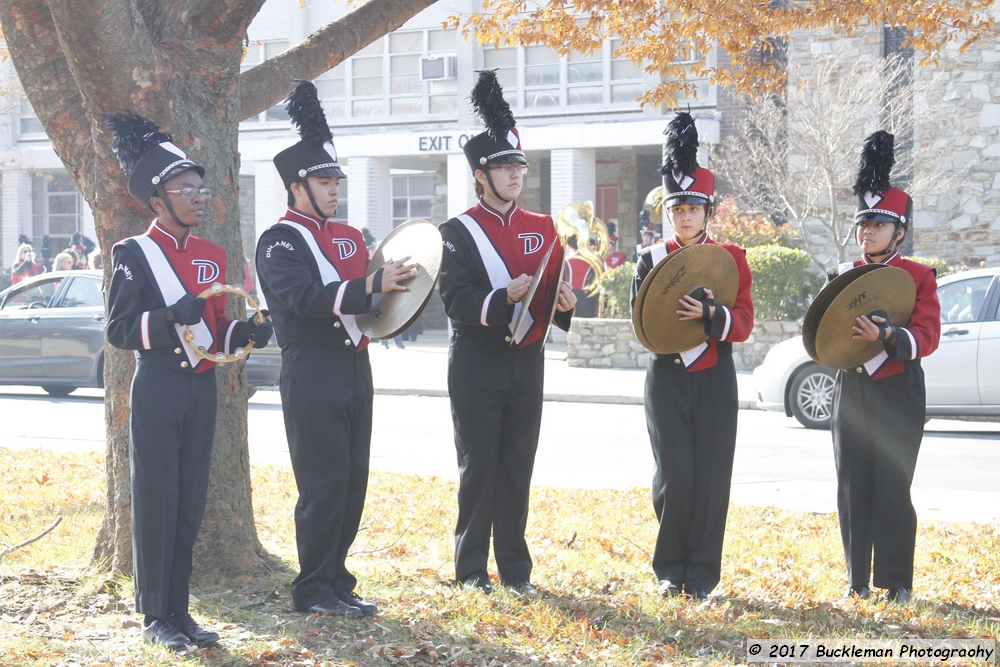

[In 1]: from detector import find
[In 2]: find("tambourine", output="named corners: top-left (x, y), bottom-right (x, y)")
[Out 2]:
top-left (182, 283), bottom-right (265, 363)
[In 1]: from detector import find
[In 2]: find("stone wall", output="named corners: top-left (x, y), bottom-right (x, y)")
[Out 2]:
top-left (566, 318), bottom-right (802, 370)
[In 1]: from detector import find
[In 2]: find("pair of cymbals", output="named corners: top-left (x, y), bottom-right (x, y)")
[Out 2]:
top-left (803, 263), bottom-right (916, 370)
top-left (632, 244), bottom-right (739, 354)
top-left (511, 238), bottom-right (565, 350)
top-left (356, 219), bottom-right (442, 339)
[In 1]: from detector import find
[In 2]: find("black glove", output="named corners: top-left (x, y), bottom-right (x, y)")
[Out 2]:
top-left (166, 294), bottom-right (207, 325)
top-left (248, 311), bottom-right (273, 347)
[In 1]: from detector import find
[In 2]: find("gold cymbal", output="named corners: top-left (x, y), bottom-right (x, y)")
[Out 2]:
top-left (356, 219), bottom-right (442, 339)
top-left (802, 263), bottom-right (885, 363)
top-left (805, 264), bottom-right (916, 370)
top-left (540, 247), bottom-right (566, 351)
top-left (511, 238), bottom-right (558, 345)
top-left (634, 244), bottom-right (739, 355)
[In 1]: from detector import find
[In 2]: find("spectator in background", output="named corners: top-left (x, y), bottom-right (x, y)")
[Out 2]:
top-left (12, 241), bottom-right (43, 284)
top-left (605, 236), bottom-right (626, 269)
top-left (40, 235), bottom-right (54, 273)
top-left (89, 249), bottom-right (103, 271)
top-left (53, 251), bottom-right (74, 272)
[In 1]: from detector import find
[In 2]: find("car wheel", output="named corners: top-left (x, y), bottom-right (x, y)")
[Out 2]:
top-left (42, 386), bottom-right (77, 397)
top-left (788, 364), bottom-right (836, 429)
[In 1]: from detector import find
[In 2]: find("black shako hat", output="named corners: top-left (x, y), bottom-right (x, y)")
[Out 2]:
top-left (102, 112), bottom-right (205, 212)
top-left (853, 130), bottom-right (912, 229)
top-left (659, 111), bottom-right (715, 208)
top-left (463, 70), bottom-right (526, 173)
top-left (273, 79), bottom-right (346, 188)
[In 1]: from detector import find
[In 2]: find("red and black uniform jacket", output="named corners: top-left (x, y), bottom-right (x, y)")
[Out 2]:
top-left (564, 256), bottom-right (594, 291)
top-left (837, 252), bottom-right (940, 380)
top-left (107, 221), bottom-right (237, 373)
top-left (439, 200), bottom-right (572, 347)
top-left (255, 207), bottom-right (371, 351)
top-left (630, 233), bottom-right (755, 371)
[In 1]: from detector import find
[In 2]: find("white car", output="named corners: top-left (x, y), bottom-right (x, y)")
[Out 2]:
top-left (753, 266), bottom-right (1000, 428)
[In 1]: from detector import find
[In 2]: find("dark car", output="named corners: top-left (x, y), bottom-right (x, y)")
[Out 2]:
top-left (0, 270), bottom-right (280, 396)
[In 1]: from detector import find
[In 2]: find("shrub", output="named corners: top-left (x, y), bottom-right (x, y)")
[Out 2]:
top-left (746, 245), bottom-right (821, 321)
top-left (594, 262), bottom-right (635, 319)
top-left (905, 255), bottom-right (952, 275)
top-left (710, 195), bottom-right (785, 248)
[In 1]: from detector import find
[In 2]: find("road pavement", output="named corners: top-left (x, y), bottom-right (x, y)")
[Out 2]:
top-left (2, 328), bottom-right (998, 523)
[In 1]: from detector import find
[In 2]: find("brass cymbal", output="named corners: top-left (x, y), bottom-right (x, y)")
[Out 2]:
top-left (356, 219), bottom-right (442, 339)
top-left (802, 263), bottom-right (885, 363)
top-left (806, 264), bottom-right (916, 370)
top-left (631, 251), bottom-right (658, 352)
top-left (635, 244), bottom-right (739, 355)
top-left (540, 247), bottom-right (566, 351)
top-left (511, 238), bottom-right (558, 345)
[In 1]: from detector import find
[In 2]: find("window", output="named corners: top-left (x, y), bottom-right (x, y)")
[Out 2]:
top-left (32, 173), bottom-right (83, 252)
top-left (1, 279), bottom-right (61, 310)
top-left (609, 38), bottom-right (645, 104)
top-left (484, 46), bottom-right (518, 109)
top-left (525, 46), bottom-right (560, 108)
top-left (59, 277), bottom-right (104, 308)
top-left (19, 98), bottom-right (44, 137)
top-left (391, 175), bottom-right (433, 228)
top-left (939, 276), bottom-right (994, 323)
top-left (241, 41), bottom-right (291, 123)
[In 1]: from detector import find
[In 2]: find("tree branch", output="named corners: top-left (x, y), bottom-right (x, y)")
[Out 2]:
top-left (46, 0), bottom-right (153, 118)
top-left (188, 0), bottom-right (267, 39)
top-left (238, 0), bottom-right (438, 121)
top-left (0, 516), bottom-right (62, 560)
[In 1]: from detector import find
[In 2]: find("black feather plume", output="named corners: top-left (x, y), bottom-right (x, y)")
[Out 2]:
top-left (285, 79), bottom-right (333, 147)
top-left (101, 112), bottom-right (172, 173)
top-left (660, 111), bottom-right (699, 177)
top-left (18, 234), bottom-right (31, 245)
top-left (469, 70), bottom-right (516, 139)
top-left (854, 130), bottom-right (895, 196)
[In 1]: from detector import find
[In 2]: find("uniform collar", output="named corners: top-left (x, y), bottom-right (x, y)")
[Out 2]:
top-left (477, 199), bottom-right (518, 227)
top-left (667, 231), bottom-right (710, 252)
top-left (284, 207), bottom-right (328, 231)
top-left (861, 250), bottom-right (901, 265)
top-left (149, 220), bottom-right (190, 251)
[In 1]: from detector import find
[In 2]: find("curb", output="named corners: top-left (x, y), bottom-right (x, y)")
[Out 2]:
top-left (374, 387), bottom-right (760, 410)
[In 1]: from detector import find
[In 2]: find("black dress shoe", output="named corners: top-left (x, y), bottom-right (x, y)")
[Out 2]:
top-left (507, 581), bottom-right (539, 598)
top-left (459, 574), bottom-right (493, 595)
top-left (658, 580), bottom-right (682, 597)
top-left (883, 588), bottom-right (911, 605)
top-left (171, 613), bottom-right (220, 647)
top-left (141, 618), bottom-right (191, 650)
top-left (844, 586), bottom-right (871, 600)
top-left (305, 598), bottom-right (363, 617)
top-left (686, 589), bottom-right (709, 601)
top-left (338, 590), bottom-right (378, 616)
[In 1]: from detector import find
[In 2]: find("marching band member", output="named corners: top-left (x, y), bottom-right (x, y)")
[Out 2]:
top-left (630, 112), bottom-right (754, 600)
top-left (832, 131), bottom-right (940, 604)
top-left (439, 70), bottom-right (576, 596)
top-left (104, 112), bottom-right (272, 649)
top-left (255, 81), bottom-right (414, 617)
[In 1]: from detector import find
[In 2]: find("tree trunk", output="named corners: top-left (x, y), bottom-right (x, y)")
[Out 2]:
top-left (0, 0), bottom-right (437, 579)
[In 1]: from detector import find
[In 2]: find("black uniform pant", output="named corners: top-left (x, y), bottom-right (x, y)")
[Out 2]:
top-left (832, 364), bottom-right (925, 590)
top-left (449, 332), bottom-right (545, 584)
top-left (645, 354), bottom-right (738, 592)
top-left (130, 360), bottom-right (217, 617)
top-left (280, 342), bottom-right (373, 610)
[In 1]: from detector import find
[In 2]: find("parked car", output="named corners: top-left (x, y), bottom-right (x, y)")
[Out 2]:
top-left (0, 270), bottom-right (280, 397)
top-left (753, 266), bottom-right (1000, 428)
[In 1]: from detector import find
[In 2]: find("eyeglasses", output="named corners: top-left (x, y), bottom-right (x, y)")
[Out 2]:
top-left (163, 187), bottom-right (213, 200)
top-left (489, 164), bottom-right (529, 176)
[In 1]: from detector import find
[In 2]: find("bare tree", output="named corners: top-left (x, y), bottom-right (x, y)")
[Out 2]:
top-left (715, 54), bottom-right (946, 269)
top-left (0, 0), bottom-right (437, 577)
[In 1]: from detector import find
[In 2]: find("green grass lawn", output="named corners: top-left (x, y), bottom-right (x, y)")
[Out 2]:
top-left (1, 447), bottom-right (997, 666)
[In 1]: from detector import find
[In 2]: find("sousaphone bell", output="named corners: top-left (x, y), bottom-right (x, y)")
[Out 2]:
top-left (356, 219), bottom-right (442, 339)
top-left (802, 264), bottom-right (916, 370)
top-left (632, 244), bottom-right (739, 354)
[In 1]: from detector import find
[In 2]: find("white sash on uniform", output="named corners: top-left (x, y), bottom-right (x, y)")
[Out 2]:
top-left (278, 220), bottom-right (365, 346)
top-left (131, 234), bottom-right (214, 367)
top-left (456, 213), bottom-right (533, 344)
